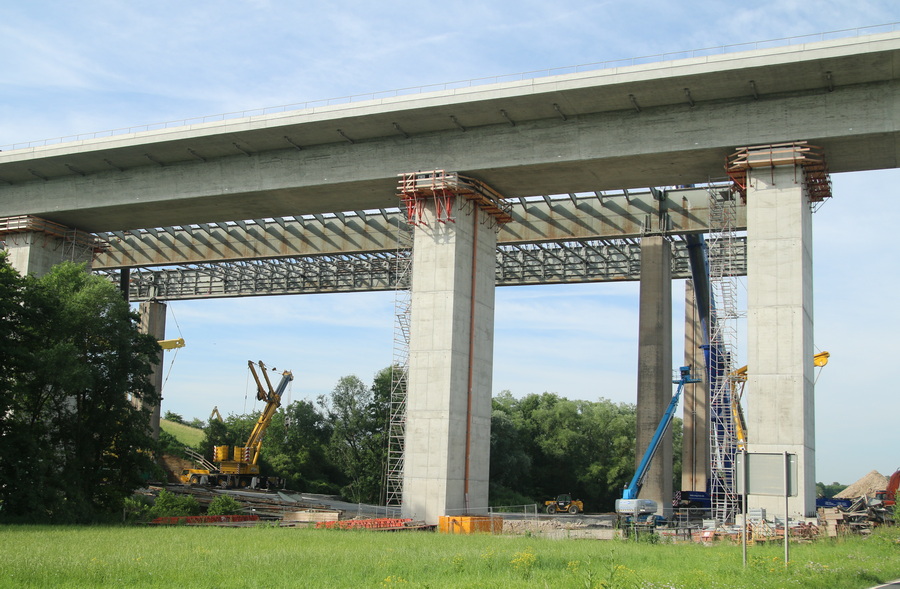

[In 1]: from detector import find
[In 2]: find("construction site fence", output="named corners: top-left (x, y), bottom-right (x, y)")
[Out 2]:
top-left (443, 504), bottom-right (542, 518)
top-left (346, 504), bottom-right (403, 519)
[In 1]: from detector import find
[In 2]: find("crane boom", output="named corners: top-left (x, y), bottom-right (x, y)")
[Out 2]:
top-left (244, 360), bottom-right (293, 465)
top-left (620, 366), bottom-right (700, 502)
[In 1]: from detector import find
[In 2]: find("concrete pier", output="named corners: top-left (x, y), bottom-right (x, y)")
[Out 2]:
top-left (745, 163), bottom-right (817, 517)
top-left (681, 280), bottom-right (709, 494)
top-left (1, 217), bottom-right (93, 277)
top-left (402, 197), bottom-right (497, 525)
top-left (635, 235), bottom-right (673, 516)
top-left (138, 301), bottom-right (167, 441)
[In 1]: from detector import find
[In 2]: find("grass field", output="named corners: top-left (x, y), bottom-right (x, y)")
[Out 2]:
top-left (160, 419), bottom-right (204, 448)
top-left (1, 524), bottom-right (898, 588)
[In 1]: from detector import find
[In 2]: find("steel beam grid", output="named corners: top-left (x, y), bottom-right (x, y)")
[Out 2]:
top-left (88, 185), bottom-right (738, 271)
top-left (97, 236), bottom-right (747, 301)
top-left (107, 252), bottom-right (399, 300)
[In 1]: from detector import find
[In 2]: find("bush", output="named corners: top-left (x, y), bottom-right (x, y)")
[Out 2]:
top-left (148, 490), bottom-right (200, 519)
top-left (207, 494), bottom-right (243, 516)
top-left (123, 495), bottom-right (153, 523)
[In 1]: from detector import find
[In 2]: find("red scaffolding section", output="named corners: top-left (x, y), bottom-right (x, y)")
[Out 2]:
top-left (726, 141), bottom-right (832, 206)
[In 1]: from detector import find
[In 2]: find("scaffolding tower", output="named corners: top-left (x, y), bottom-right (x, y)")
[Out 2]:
top-left (706, 183), bottom-right (742, 526)
top-left (384, 214), bottom-right (412, 507)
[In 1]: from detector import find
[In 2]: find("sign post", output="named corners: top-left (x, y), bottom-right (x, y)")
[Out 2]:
top-left (736, 452), bottom-right (797, 567)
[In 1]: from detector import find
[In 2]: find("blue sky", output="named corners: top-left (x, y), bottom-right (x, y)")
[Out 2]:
top-left (2, 1), bottom-right (898, 485)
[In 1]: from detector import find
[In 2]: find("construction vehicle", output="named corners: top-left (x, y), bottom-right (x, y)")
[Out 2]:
top-left (616, 366), bottom-right (700, 524)
top-left (180, 361), bottom-right (292, 489)
top-left (875, 468), bottom-right (900, 507)
top-left (544, 493), bottom-right (584, 515)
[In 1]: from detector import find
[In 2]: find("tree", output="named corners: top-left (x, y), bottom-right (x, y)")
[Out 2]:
top-left (487, 390), bottom-right (643, 512)
top-left (263, 399), bottom-right (339, 492)
top-left (163, 411), bottom-right (185, 424)
top-left (319, 368), bottom-right (391, 504)
top-left (0, 260), bottom-right (161, 523)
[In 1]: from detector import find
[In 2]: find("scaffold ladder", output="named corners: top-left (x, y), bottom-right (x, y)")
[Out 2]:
top-left (384, 211), bottom-right (412, 507)
top-left (706, 184), bottom-right (741, 526)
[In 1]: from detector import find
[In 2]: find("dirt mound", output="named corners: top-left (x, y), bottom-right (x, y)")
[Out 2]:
top-left (834, 470), bottom-right (888, 499)
top-left (159, 454), bottom-right (195, 484)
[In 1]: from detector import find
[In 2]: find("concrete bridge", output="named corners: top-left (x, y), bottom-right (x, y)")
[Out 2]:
top-left (2, 31), bottom-right (899, 524)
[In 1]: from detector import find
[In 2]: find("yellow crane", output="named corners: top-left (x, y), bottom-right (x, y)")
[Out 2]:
top-left (730, 351), bottom-right (829, 450)
top-left (181, 361), bottom-right (292, 489)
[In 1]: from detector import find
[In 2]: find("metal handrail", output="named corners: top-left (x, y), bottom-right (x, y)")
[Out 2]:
top-left (2, 23), bottom-right (898, 152)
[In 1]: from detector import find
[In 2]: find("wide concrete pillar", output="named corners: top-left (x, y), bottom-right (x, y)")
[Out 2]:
top-left (635, 235), bottom-right (672, 516)
top-left (138, 301), bottom-right (167, 441)
top-left (681, 279), bottom-right (709, 494)
top-left (746, 165), bottom-right (816, 518)
top-left (402, 198), bottom-right (497, 525)
top-left (2, 217), bottom-right (94, 276)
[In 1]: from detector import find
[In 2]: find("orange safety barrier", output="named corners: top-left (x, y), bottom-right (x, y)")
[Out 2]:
top-left (316, 518), bottom-right (412, 530)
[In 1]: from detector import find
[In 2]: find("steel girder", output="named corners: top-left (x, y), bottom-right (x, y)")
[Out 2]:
top-left (96, 236), bottom-right (746, 301)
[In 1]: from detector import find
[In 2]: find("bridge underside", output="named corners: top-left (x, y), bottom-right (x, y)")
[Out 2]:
top-left (1, 31), bottom-right (890, 524)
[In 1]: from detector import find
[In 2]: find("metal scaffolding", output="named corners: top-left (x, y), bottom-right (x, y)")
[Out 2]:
top-left (384, 214), bottom-right (412, 507)
top-left (706, 183), bottom-right (742, 525)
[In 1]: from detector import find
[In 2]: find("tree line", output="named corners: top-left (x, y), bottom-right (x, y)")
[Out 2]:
top-left (166, 371), bottom-right (683, 513)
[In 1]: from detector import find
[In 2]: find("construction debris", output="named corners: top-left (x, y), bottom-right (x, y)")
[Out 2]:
top-left (155, 485), bottom-right (337, 521)
top-left (316, 518), bottom-right (430, 531)
top-left (150, 514), bottom-right (260, 526)
top-left (283, 510), bottom-right (341, 524)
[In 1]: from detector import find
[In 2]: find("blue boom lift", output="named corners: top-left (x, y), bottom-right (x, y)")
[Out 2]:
top-left (615, 366), bottom-right (701, 522)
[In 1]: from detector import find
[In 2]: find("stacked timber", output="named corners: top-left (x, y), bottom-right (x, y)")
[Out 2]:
top-left (157, 485), bottom-right (338, 520)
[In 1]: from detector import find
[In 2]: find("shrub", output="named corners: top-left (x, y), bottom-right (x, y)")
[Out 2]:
top-left (123, 495), bottom-right (153, 523)
top-left (148, 490), bottom-right (200, 519)
top-left (207, 494), bottom-right (243, 516)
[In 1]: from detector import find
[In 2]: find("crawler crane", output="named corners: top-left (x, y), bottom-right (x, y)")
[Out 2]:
top-left (181, 361), bottom-right (292, 489)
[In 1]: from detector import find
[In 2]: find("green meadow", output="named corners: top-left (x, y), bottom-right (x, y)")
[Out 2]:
top-left (160, 419), bottom-right (205, 448)
top-left (1, 524), bottom-right (898, 588)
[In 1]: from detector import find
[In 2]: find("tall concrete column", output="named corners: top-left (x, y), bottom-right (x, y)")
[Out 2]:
top-left (139, 301), bottom-right (167, 441)
top-left (402, 197), bottom-right (497, 525)
top-left (635, 235), bottom-right (672, 516)
top-left (746, 164), bottom-right (816, 518)
top-left (681, 280), bottom-right (709, 494)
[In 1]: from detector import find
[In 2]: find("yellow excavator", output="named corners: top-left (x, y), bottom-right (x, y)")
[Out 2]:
top-left (181, 360), bottom-right (292, 489)
top-left (730, 351), bottom-right (829, 450)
